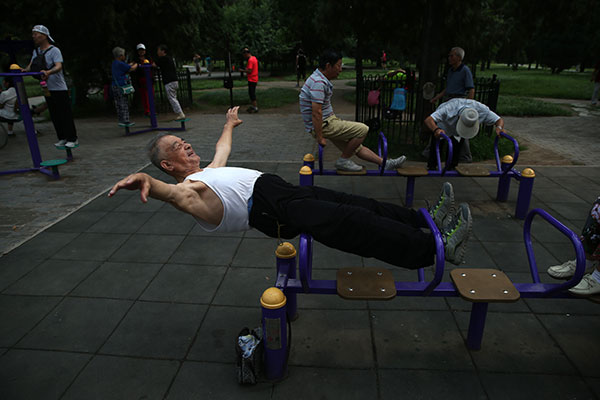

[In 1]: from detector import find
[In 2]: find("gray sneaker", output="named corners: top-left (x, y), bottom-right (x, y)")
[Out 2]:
top-left (384, 155), bottom-right (407, 170)
top-left (335, 158), bottom-right (363, 172)
top-left (547, 259), bottom-right (598, 279)
top-left (429, 182), bottom-right (455, 230)
top-left (443, 203), bottom-right (472, 265)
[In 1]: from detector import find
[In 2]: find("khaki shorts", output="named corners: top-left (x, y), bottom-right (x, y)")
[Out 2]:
top-left (309, 115), bottom-right (369, 154)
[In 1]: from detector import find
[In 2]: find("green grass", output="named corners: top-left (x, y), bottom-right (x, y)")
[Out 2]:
top-left (479, 64), bottom-right (592, 99)
top-left (23, 78), bottom-right (44, 97)
top-left (191, 78), bottom-right (244, 90)
top-left (497, 95), bottom-right (572, 117)
top-left (193, 87), bottom-right (298, 109)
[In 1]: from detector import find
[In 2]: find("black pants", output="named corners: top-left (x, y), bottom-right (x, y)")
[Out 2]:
top-left (46, 90), bottom-right (77, 141)
top-left (248, 81), bottom-right (257, 101)
top-left (427, 133), bottom-right (464, 170)
top-left (248, 174), bottom-right (436, 269)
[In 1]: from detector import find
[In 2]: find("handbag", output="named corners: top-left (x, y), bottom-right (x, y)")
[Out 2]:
top-left (367, 89), bottom-right (380, 106)
top-left (119, 83), bottom-right (135, 95)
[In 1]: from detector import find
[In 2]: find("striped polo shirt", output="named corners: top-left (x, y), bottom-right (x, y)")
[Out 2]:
top-left (299, 68), bottom-right (334, 132)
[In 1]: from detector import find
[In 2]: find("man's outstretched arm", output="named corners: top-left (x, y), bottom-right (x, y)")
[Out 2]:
top-left (108, 173), bottom-right (177, 204)
top-left (207, 106), bottom-right (243, 168)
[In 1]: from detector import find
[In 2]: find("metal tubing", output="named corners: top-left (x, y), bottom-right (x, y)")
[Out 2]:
top-left (261, 289), bottom-right (288, 381)
top-left (405, 176), bottom-right (416, 207)
top-left (515, 172), bottom-right (535, 219)
top-left (466, 302), bottom-right (488, 350)
top-left (142, 64), bottom-right (158, 128)
top-left (378, 131), bottom-right (388, 176)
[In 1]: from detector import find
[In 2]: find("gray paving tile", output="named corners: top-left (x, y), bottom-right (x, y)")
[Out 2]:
top-left (537, 314), bottom-right (600, 377)
top-left (287, 309), bottom-right (374, 368)
top-left (101, 301), bottom-right (207, 359)
top-left (46, 210), bottom-right (108, 233)
top-left (472, 216), bottom-right (524, 242)
top-left (232, 237), bottom-right (281, 268)
top-left (166, 361), bottom-right (273, 399)
top-left (212, 267), bottom-right (276, 306)
top-left (461, 240), bottom-right (499, 269)
top-left (86, 211), bottom-right (153, 234)
top-left (51, 232), bottom-right (130, 261)
top-left (188, 306), bottom-right (262, 362)
top-left (311, 241), bottom-right (364, 269)
top-left (72, 261), bottom-right (162, 299)
top-left (0, 254), bottom-right (43, 291)
top-left (351, 176), bottom-right (402, 199)
top-left (4, 259), bottom-right (100, 296)
top-left (529, 186), bottom-right (589, 204)
top-left (273, 366), bottom-right (377, 400)
top-left (169, 236), bottom-right (241, 265)
top-left (480, 372), bottom-right (595, 400)
top-left (545, 201), bottom-right (593, 221)
top-left (114, 195), bottom-right (164, 212)
top-left (188, 223), bottom-right (245, 237)
top-left (140, 264), bottom-right (226, 303)
top-left (529, 215), bottom-right (581, 244)
top-left (379, 369), bottom-right (487, 400)
top-left (0, 295), bottom-right (61, 347)
top-left (137, 211), bottom-right (196, 235)
top-left (0, 349), bottom-right (90, 400)
top-left (4, 231), bottom-right (79, 262)
top-left (525, 297), bottom-right (600, 315)
top-left (17, 297), bottom-right (131, 352)
top-left (109, 234), bottom-right (185, 263)
top-left (454, 311), bottom-right (576, 374)
top-left (372, 310), bottom-right (473, 370)
top-left (62, 355), bottom-right (179, 400)
top-left (80, 191), bottom-right (131, 212)
top-left (481, 241), bottom-right (558, 273)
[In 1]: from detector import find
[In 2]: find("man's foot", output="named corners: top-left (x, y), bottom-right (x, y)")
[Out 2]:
top-left (384, 155), bottom-right (407, 170)
top-left (335, 157), bottom-right (363, 172)
top-left (54, 139), bottom-right (67, 147)
top-left (65, 140), bottom-right (79, 148)
top-left (443, 203), bottom-right (472, 265)
top-left (7, 131), bottom-right (15, 136)
top-left (246, 106), bottom-right (258, 113)
top-left (547, 259), bottom-right (598, 279)
top-left (175, 112), bottom-right (186, 120)
top-left (429, 182), bottom-right (454, 230)
top-left (568, 273), bottom-right (600, 296)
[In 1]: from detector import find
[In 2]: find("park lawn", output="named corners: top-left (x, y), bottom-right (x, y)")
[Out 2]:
top-left (193, 87), bottom-right (298, 109)
top-left (496, 95), bottom-right (572, 117)
top-left (191, 78), bottom-right (243, 90)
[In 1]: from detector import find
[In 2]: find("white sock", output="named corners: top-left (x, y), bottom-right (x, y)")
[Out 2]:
top-left (591, 269), bottom-right (600, 284)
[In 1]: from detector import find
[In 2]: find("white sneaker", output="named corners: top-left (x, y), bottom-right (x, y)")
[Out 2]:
top-left (547, 259), bottom-right (598, 279)
top-left (65, 140), bottom-right (79, 148)
top-left (384, 155), bottom-right (407, 170)
top-left (568, 273), bottom-right (600, 296)
top-left (54, 139), bottom-right (67, 147)
top-left (335, 158), bottom-right (363, 172)
top-left (175, 112), bottom-right (186, 120)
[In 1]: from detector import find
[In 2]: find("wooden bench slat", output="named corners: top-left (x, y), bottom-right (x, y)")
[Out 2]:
top-left (450, 268), bottom-right (520, 303)
top-left (337, 267), bottom-right (396, 300)
top-left (455, 165), bottom-right (491, 177)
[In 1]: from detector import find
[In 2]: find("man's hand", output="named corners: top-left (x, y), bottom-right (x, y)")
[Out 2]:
top-left (434, 128), bottom-right (445, 138)
top-left (40, 70), bottom-right (50, 80)
top-left (225, 106), bottom-right (243, 128)
top-left (495, 125), bottom-right (503, 136)
top-left (108, 173), bottom-right (152, 203)
top-left (316, 135), bottom-right (327, 146)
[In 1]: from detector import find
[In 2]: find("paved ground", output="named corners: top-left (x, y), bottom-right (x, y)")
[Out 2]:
top-left (1, 101), bottom-right (599, 399)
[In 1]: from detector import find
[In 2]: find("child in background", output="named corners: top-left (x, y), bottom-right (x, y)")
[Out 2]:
top-left (0, 78), bottom-right (19, 136)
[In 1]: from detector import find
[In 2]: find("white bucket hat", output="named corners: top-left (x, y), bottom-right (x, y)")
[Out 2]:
top-left (136, 43), bottom-right (146, 50)
top-left (32, 25), bottom-right (54, 43)
top-left (456, 107), bottom-right (480, 139)
top-left (422, 82), bottom-right (436, 100)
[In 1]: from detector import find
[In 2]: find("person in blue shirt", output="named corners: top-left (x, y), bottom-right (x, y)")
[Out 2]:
top-left (111, 47), bottom-right (138, 125)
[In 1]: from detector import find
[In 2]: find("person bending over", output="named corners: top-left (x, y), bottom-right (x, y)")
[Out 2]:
top-left (109, 107), bottom-right (473, 268)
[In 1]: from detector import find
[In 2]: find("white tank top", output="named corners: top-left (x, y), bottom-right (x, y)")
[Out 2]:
top-left (184, 167), bottom-right (262, 233)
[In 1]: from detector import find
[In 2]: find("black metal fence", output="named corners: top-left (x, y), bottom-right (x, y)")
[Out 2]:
top-left (356, 74), bottom-right (500, 145)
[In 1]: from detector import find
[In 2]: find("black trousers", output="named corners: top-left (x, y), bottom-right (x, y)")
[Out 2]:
top-left (248, 174), bottom-right (436, 269)
top-left (46, 90), bottom-right (77, 141)
top-left (248, 81), bottom-right (257, 101)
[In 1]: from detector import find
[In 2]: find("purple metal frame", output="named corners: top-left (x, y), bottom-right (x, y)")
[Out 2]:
top-left (123, 64), bottom-right (187, 136)
top-left (0, 71), bottom-right (57, 179)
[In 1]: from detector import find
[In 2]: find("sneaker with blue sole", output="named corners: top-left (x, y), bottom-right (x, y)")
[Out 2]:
top-left (443, 203), bottom-right (472, 265)
top-left (429, 182), bottom-right (455, 231)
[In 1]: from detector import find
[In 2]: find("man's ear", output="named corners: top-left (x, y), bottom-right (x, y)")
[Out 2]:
top-left (160, 159), bottom-right (173, 171)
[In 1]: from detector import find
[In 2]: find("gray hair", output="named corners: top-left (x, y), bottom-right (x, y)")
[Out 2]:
top-left (112, 46), bottom-right (125, 58)
top-left (146, 132), bottom-right (172, 173)
top-left (451, 47), bottom-right (465, 61)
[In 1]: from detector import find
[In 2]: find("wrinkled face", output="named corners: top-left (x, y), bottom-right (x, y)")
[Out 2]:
top-left (137, 48), bottom-right (146, 57)
top-left (448, 51), bottom-right (461, 66)
top-left (159, 135), bottom-right (201, 173)
top-left (324, 59), bottom-right (343, 80)
top-left (32, 31), bottom-right (47, 46)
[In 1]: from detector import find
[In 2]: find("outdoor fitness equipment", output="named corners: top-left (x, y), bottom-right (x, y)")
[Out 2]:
top-left (0, 68), bottom-right (67, 179)
top-left (260, 203), bottom-right (587, 380)
top-left (305, 130), bottom-right (535, 219)
top-left (122, 64), bottom-right (189, 136)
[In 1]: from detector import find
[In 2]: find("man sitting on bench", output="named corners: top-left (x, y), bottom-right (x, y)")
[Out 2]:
top-left (109, 107), bottom-right (473, 268)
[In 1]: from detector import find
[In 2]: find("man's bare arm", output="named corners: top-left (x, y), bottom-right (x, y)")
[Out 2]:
top-left (207, 106), bottom-right (243, 168)
top-left (467, 88), bottom-right (475, 99)
top-left (311, 102), bottom-right (326, 146)
top-left (108, 173), bottom-right (177, 203)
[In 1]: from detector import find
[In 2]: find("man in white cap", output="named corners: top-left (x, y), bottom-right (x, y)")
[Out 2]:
top-left (424, 98), bottom-right (504, 170)
top-left (25, 25), bottom-right (78, 148)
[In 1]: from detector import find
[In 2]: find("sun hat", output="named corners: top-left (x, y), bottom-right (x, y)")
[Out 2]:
top-left (422, 82), bottom-right (436, 100)
top-left (456, 107), bottom-right (480, 139)
top-left (32, 25), bottom-right (54, 43)
top-left (136, 43), bottom-right (146, 50)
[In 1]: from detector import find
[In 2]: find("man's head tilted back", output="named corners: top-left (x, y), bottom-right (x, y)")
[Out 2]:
top-left (146, 133), bottom-right (201, 178)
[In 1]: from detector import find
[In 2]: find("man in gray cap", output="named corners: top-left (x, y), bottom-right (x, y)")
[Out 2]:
top-left (25, 25), bottom-right (78, 148)
top-left (424, 98), bottom-right (504, 170)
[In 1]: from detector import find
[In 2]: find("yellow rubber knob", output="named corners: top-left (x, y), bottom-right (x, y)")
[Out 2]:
top-left (522, 168), bottom-right (535, 178)
top-left (299, 166), bottom-right (312, 175)
top-left (501, 155), bottom-right (514, 164)
top-left (9, 64), bottom-right (21, 70)
top-left (275, 242), bottom-right (296, 259)
top-left (303, 153), bottom-right (315, 162)
top-left (261, 287), bottom-right (287, 309)
top-left (143, 59), bottom-right (150, 64)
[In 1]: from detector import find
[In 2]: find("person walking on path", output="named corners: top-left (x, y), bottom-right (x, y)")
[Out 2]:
top-left (25, 25), bottom-right (78, 148)
top-left (299, 49), bottom-right (406, 172)
top-left (240, 48), bottom-right (259, 113)
top-left (296, 48), bottom-right (307, 87)
top-left (591, 61), bottom-right (600, 106)
top-left (111, 47), bottom-right (138, 126)
top-left (154, 44), bottom-right (185, 120)
top-left (134, 43), bottom-right (152, 116)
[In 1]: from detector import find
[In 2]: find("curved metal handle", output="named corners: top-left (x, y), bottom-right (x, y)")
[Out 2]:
top-left (298, 234), bottom-right (313, 292)
top-left (418, 208), bottom-right (446, 295)
top-left (494, 131), bottom-right (519, 172)
top-left (0, 72), bottom-right (44, 77)
top-left (317, 144), bottom-right (324, 175)
top-left (523, 208), bottom-right (586, 295)
top-left (377, 131), bottom-right (388, 176)
top-left (434, 132), bottom-right (453, 174)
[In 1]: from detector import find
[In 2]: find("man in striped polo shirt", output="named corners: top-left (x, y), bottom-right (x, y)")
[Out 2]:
top-left (299, 50), bottom-right (406, 172)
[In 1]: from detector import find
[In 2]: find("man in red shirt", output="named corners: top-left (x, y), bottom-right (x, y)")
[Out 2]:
top-left (240, 48), bottom-right (259, 113)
